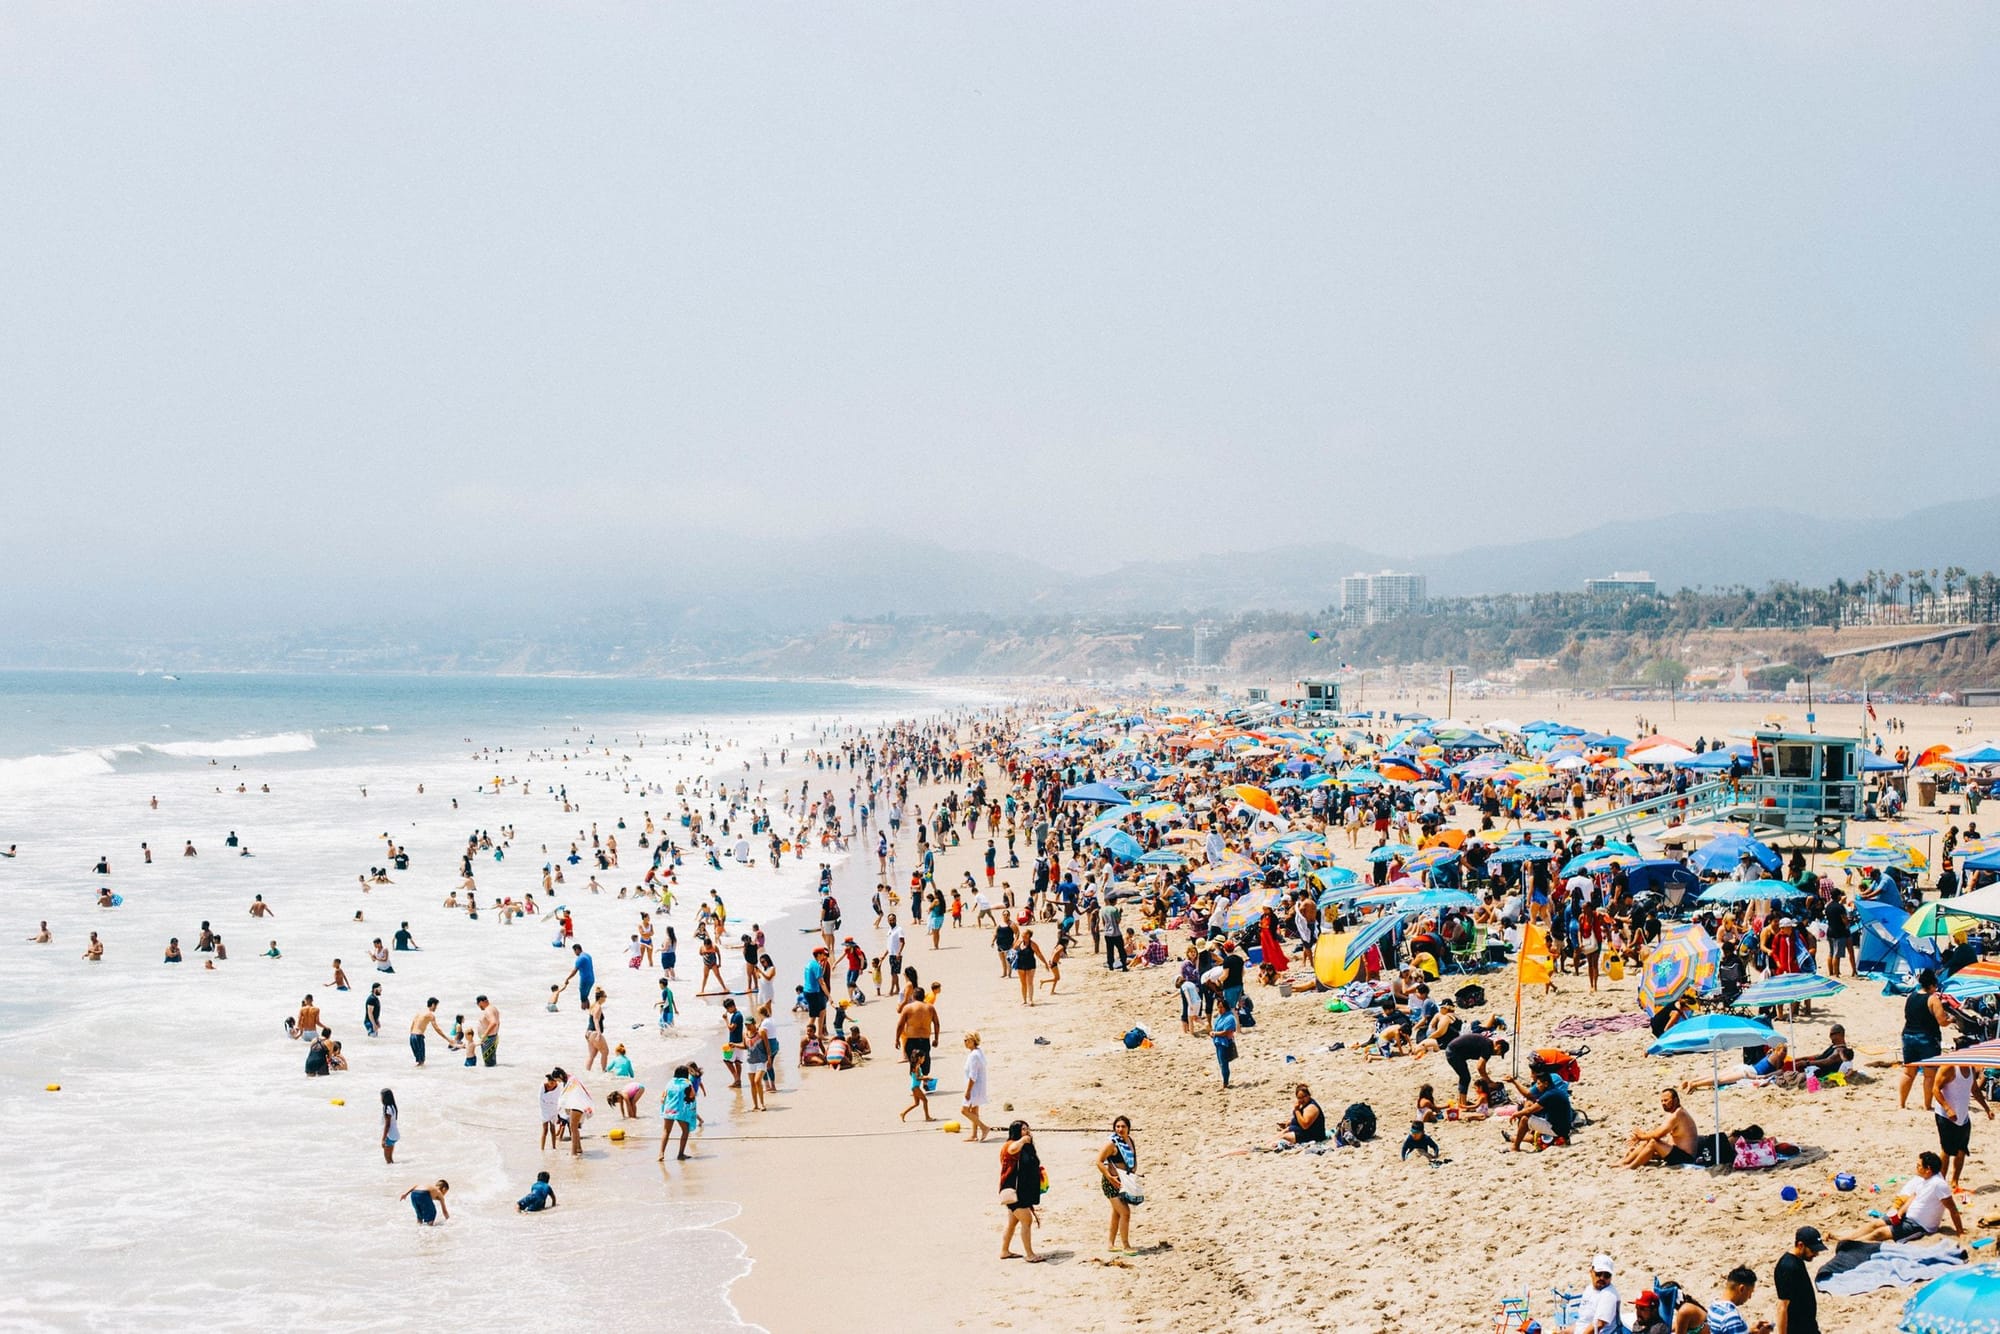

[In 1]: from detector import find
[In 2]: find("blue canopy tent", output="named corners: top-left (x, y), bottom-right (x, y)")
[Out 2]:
top-left (1678, 744), bottom-right (1753, 772)
top-left (1862, 751), bottom-right (1904, 773)
top-left (1622, 859), bottom-right (1703, 904)
top-left (1952, 743), bottom-right (2000, 765)
top-left (1856, 897), bottom-right (1941, 987)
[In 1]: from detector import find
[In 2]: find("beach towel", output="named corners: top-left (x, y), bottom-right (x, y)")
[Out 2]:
top-left (1814, 1238), bottom-right (1965, 1295)
top-left (1547, 1013), bottom-right (1651, 1043)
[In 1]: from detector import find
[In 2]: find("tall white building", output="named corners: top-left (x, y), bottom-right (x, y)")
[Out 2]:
top-left (1342, 570), bottom-right (1427, 623)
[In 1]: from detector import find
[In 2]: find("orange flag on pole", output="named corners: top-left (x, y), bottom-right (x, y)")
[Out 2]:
top-left (1517, 923), bottom-right (1553, 987)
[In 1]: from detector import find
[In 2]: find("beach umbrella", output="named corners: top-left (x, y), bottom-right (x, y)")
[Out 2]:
top-left (1311, 865), bottom-right (1359, 889)
top-left (1833, 843), bottom-right (1926, 872)
top-left (1366, 842), bottom-right (1418, 863)
top-left (1689, 834), bottom-right (1781, 876)
top-left (1649, 1014), bottom-right (1785, 1167)
top-left (1905, 901), bottom-right (1973, 943)
top-left (1912, 1038), bottom-right (2000, 1074)
top-left (1637, 925), bottom-right (1720, 1016)
top-left (1944, 961), bottom-right (2000, 1001)
top-left (1899, 1262), bottom-right (2000, 1334)
top-left (1404, 847), bottom-right (1459, 874)
top-left (1488, 843), bottom-right (1554, 866)
top-left (1229, 784), bottom-right (1280, 815)
top-left (1189, 857), bottom-right (1259, 885)
top-left (1396, 887), bottom-right (1480, 912)
top-left (1957, 847), bottom-right (2000, 875)
top-left (1210, 892), bottom-right (1278, 932)
top-left (1343, 910), bottom-right (1410, 969)
top-left (1136, 849), bottom-right (1186, 867)
top-left (1089, 830), bottom-right (1145, 862)
top-left (1734, 973), bottom-right (1847, 1047)
top-left (1059, 782), bottom-right (1130, 805)
top-left (1697, 880), bottom-right (1809, 906)
top-left (1561, 844), bottom-right (1638, 877)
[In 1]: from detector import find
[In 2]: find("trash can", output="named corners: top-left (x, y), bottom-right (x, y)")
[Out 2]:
top-left (1916, 778), bottom-right (1938, 807)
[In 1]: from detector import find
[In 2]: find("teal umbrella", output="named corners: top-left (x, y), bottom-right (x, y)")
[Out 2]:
top-left (1900, 1263), bottom-right (2000, 1333)
top-left (1344, 911), bottom-right (1409, 969)
top-left (1649, 1013), bottom-right (1783, 1165)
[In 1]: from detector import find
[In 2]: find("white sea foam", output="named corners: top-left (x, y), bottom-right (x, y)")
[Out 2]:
top-left (150, 730), bottom-right (320, 759)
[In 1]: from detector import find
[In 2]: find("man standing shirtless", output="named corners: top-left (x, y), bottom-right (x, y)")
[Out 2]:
top-left (409, 998), bottom-right (451, 1066)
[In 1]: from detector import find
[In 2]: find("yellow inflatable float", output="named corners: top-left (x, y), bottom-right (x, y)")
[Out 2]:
top-left (608, 1127), bottom-right (626, 1142)
top-left (1313, 932), bottom-right (1362, 989)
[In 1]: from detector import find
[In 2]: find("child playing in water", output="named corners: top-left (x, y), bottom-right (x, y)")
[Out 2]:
top-left (517, 1171), bottom-right (557, 1212)
top-left (400, 1179), bottom-right (449, 1225)
top-left (657, 977), bottom-right (677, 1030)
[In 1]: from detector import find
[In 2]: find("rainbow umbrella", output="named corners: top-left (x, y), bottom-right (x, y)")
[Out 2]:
top-left (1912, 1038), bottom-right (2000, 1072)
top-left (1945, 960), bottom-right (2000, 1001)
top-left (1404, 847), bottom-right (1459, 874)
top-left (1637, 924), bottom-right (1720, 1016)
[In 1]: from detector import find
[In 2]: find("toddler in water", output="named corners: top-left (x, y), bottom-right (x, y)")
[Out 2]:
top-left (547, 984), bottom-right (562, 1013)
top-left (517, 1171), bottom-right (558, 1213)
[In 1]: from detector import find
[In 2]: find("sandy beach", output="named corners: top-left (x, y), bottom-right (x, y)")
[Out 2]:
top-left (715, 693), bottom-right (2000, 1333)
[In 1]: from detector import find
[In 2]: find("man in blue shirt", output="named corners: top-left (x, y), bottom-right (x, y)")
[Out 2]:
top-left (803, 947), bottom-right (831, 1037)
top-left (562, 943), bottom-right (595, 1010)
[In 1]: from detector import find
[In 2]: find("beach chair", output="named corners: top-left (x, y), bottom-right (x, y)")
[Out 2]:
top-left (1492, 1289), bottom-right (1531, 1333)
top-left (1550, 1288), bottom-right (1583, 1326)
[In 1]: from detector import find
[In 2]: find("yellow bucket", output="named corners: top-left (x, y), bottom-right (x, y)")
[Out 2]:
top-left (1607, 957), bottom-right (1625, 982)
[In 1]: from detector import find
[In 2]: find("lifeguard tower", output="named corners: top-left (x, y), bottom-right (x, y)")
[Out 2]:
top-left (1295, 679), bottom-right (1342, 715)
top-left (1570, 726), bottom-right (1861, 847)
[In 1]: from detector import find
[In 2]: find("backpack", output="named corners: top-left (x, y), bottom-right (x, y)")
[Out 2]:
top-left (1454, 984), bottom-right (1487, 1009)
top-left (1338, 1102), bottom-right (1377, 1143)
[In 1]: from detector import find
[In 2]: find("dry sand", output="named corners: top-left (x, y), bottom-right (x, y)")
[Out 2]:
top-left (715, 695), bottom-right (1999, 1332)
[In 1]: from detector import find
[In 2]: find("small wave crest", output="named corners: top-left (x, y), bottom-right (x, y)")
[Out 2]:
top-left (0, 732), bottom-right (322, 790)
top-left (150, 731), bottom-right (319, 759)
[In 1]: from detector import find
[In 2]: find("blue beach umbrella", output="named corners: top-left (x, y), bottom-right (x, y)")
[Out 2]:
top-left (1689, 834), bottom-right (1781, 876)
top-left (1137, 849), bottom-right (1187, 867)
top-left (1734, 973), bottom-right (1845, 1008)
top-left (1344, 910), bottom-right (1410, 969)
top-left (1648, 1013), bottom-right (1785, 1165)
top-left (1698, 880), bottom-right (1809, 906)
top-left (1092, 830), bottom-right (1145, 862)
top-left (1059, 782), bottom-right (1129, 805)
top-left (1899, 1262), bottom-right (2000, 1334)
top-left (1366, 843), bottom-right (1418, 864)
top-left (1488, 844), bottom-right (1554, 866)
top-left (1396, 887), bottom-right (1480, 912)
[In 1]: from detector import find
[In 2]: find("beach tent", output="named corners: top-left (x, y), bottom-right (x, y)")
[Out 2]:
top-left (1622, 860), bottom-right (1703, 904)
top-left (1677, 744), bottom-right (1752, 772)
top-left (1950, 742), bottom-right (2000, 765)
top-left (1855, 897), bottom-right (1940, 985)
top-left (1861, 751), bottom-right (1903, 772)
top-left (1932, 880), bottom-right (2000, 923)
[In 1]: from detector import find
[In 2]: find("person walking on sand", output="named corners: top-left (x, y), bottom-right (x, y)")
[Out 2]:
top-left (998, 1121), bottom-right (1044, 1262)
top-left (1211, 996), bottom-right (1240, 1088)
top-left (960, 1032), bottom-right (990, 1141)
top-left (1012, 927), bottom-right (1049, 1006)
top-left (380, 1088), bottom-right (400, 1163)
top-left (900, 1048), bottom-right (933, 1121)
top-left (1097, 1115), bottom-right (1139, 1255)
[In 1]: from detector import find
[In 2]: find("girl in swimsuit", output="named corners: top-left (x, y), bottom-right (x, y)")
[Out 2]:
top-left (585, 989), bottom-right (610, 1070)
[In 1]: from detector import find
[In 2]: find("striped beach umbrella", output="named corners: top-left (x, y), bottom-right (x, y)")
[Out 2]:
top-left (1343, 910), bottom-right (1410, 969)
top-left (1945, 960), bottom-right (2000, 1001)
top-left (1912, 1038), bottom-right (2000, 1072)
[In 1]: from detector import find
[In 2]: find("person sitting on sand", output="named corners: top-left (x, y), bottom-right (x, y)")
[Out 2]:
top-left (1276, 1083), bottom-right (1327, 1147)
top-left (1504, 1069), bottom-right (1574, 1152)
top-left (1840, 1151), bottom-right (1964, 1243)
top-left (1793, 1026), bottom-right (1855, 1079)
top-left (1415, 1084), bottom-right (1441, 1123)
top-left (1681, 1043), bottom-right (1787, 1093)
top-left (1461, 1076), bottom-right (1508, 1121)
top-left (1620, 1087), bottom-right (1700, 1168)
top-left (1400, 1119), bottom-right (1443, 1164)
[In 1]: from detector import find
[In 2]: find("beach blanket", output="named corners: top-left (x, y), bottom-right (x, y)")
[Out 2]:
top-left (1547, 1013), bottom-right (1651, 1043)
top-left (1814, 1238), bottom-right (1965, 1295)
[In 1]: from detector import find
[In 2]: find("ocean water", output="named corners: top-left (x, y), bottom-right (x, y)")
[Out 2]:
top-left (0, 672), bottom-right (940, 1333)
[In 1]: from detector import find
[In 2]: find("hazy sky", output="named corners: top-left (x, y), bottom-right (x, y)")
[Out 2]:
top-left (4, 4), bottom-right (1997, 606)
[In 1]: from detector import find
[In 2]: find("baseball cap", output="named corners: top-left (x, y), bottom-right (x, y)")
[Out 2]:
top-left (1592, 1254), bottom-right (1615, 1275)
top-left (1635, 1292), bottom-right (1659, 1308)
top-left (1795, 1226), bottom-right (1827, 1254)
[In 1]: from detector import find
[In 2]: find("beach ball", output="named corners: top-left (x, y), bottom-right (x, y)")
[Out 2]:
top-left (45, 1083), bottom-right (60, 1092)
top-left (941, 1120), bottom-right (962, 1133)
top-left (330, 1098), bottom-right (344, 1106)
top-left (608, 1127), bottom-right (625, 1142)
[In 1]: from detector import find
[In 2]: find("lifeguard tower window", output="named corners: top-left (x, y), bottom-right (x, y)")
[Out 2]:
top-left (1776, 744), bottom-right (1815, 779)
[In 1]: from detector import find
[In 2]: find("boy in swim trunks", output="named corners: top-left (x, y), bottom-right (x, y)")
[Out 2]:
top-left (400, 1179), bottom-right (449, 1225)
